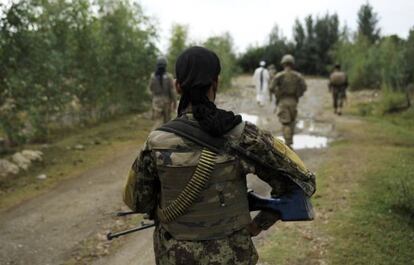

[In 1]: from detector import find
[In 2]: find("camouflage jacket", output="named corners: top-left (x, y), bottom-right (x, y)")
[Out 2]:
top-left (148, 73), bottom-right (176, 101)
top-left (124, 115), bottom-right (315, 229)
top-left (270, 69), bottom-right (307, 102)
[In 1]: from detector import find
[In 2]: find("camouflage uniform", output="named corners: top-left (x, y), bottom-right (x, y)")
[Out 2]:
top-left (328, 70), bottom-right (348, 114)
top-left (267, 65), bottom-right (277, 102)
top-left (123, 114), bottom-right (315, 265)
top-left (149, 73), bottom-right (176, 124)
top-left (270, 70), bottom-right (307, 147)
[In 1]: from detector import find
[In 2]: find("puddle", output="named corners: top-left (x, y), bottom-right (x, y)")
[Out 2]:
top-left (277, 134), bottom-right (329, 149)
top-left (297, 119), bottom-right (334, 134)
top-left (240, 113), bottom-right (259, 124)
top-left (240, 113), bottom-right (330, 149)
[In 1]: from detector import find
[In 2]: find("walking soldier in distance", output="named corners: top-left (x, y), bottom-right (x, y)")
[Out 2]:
top-left (123, 47), bottom-right (316, 265)
top-left (270, 54), bottom-right (307, 148)
top-left (149, 57), bottom-right (176, 125)
top-left (328, 64), bottom-right (348, 115)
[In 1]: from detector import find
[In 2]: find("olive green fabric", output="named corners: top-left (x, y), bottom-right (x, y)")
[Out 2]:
top-left (270, 69), bottom-right (306, 146)
top-left (123, 114), bottom-right (316, 264)
top-left (329, 71), bottom-right (347, 87)
top-left (156, 146), bottom-right (251, 240)
top-left (271, 70), bottom-right (306, 101)
top-left (154, 226), bottom-right (258, 265)
top-left (329, 71), bottom-right (348, 111)
top-left (148, 73), bottom-right (176, 124)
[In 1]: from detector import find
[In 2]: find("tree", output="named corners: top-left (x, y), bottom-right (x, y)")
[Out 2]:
top-left (292, 14), bottom-right (339, 75)
top-left (357, 2), bottom-right (380, 43)
top-left (403, 28), bottom-right (414, 85)
top-left (167, 24), bottom-right (188, 75)
top-left (204, 33), bottom-right (238, 88)
top-left (0, 0), bottom-right (158, 145)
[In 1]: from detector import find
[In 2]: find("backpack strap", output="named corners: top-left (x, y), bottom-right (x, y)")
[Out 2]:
top-left (157, 118), bottom-right (227, 153)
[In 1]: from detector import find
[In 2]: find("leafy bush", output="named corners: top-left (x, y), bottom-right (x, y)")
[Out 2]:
top-left (378, 88), bottom-right (410, 115)
top-left (0, 0), bottom-right (157, 145)
top-left (204, 33), bottom-right (239, 89)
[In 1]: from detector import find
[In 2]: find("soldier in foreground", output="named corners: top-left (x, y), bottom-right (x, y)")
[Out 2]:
top-left (123, 47), bottom-right (315, 265)
top-left (328, 64), bottom-right (348, 115)
top-left (270, 55), bottom-right (307, 148)
top-left (149, 57), bottom-right (176, 125)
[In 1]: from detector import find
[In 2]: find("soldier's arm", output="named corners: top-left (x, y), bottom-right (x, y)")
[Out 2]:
top-left (269, 75), bottom-right (276, 94)
top-left (237, 123), bottom-right (316, 231)
top-left (345, 74), bottom-right (349, 88)
top-left (123, 142), bottom-right (158, 214)
top-left (168, 75), bottom-right (177, 108)
top-left (273, 74), bottom-right (282, 102)
top-left (298, 75), bottom-right (307, 97)
top-left (147, 75), bottom-right (154, 97)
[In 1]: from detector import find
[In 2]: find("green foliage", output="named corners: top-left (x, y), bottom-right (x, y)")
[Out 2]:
top-left (293, 14), bottom-right (340, 75)
top-left (393, 179), bottom-right (414, 222)
top-left (357, 2), bottom-right (381, 43)
top-left (203, 33), bottom-right (238, 89)
top-left (167, 24), bottom-right (188, 75)
top-left (237, 24), bottom-right (290, 73)
top-left (334, 34), bottom-right (410, 92)
top-left (334, 37), bottom-right (381, 90)
top-left (238, 14), bottom-right (340, 75)
top-left (402, 28), bottom-right (414, 85)
top-left (378, 88), bottom-right (410, 115)
top-left (0, 0), bottom-right (157, 145)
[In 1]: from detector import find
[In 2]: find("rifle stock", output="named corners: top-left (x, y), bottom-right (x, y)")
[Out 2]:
top-left (248, 187), bottom-right (314, 221)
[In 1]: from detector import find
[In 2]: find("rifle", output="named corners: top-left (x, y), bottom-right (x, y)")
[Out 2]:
top-left (248, 186), bottom-right (314, 221)
top-left (107, 187), bottom-right (314, 240)
top-left (106, 212), bottom-right (155, 241)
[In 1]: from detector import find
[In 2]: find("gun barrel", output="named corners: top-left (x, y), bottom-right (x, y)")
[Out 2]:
top-left (107, 223), bottom-right (155, 240)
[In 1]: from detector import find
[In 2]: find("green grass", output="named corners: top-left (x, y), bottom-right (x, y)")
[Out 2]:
top-left (258, 105), bottom-right (414, 265)
top-left (0, 113), bottom-right (153, 210)
top-left (322, 111), bottom-right (414, 264)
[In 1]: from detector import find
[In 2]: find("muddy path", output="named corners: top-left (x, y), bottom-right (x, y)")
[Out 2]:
top-left (0, 76), bottom-right (336, 265)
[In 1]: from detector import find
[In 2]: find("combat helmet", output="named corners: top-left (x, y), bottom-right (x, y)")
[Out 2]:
top-left (281, 54), bottom-right (295, 65)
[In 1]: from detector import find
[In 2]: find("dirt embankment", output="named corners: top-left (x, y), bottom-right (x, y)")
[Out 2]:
top-left (0, 76), bottom-right (338, 265)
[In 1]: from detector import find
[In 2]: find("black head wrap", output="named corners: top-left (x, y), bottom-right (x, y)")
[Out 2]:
top-left (155, 57), bottom-right (167, 86)
top-left (176, 46), bottom-right (242, 137)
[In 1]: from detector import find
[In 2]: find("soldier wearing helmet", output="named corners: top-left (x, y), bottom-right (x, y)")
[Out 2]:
top-left (328, 64), bottom-right (348, 115)
top-left (270, 54), bottom-right (307, 148)
top-left (148, 57), bottom-right (176, 124)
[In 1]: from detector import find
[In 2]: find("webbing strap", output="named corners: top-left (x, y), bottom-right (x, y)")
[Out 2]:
top-left (157, 118), bottom-right (227, 153)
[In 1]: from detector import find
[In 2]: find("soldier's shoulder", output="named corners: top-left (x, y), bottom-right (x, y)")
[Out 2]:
top-left (224, 121), bottom-right (246, 141)
top-left (291, 70), bottom-right (304, 78)
top-left (237, 122), bottom-right (274, 149)
top-left (275, 71), bottom-right (285, 79)
top-left (165, 72), bottom-right (174, 79)
top-left (147, 129), bottom-right (187, 150)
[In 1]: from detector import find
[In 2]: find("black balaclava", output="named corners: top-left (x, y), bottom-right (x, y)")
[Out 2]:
top-left (175, 46), bottom-right (242, 137)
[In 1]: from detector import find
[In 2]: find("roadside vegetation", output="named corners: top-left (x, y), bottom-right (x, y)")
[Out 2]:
top-left (258, 92), bottom-right (414, 265)
top-left (0, 113), bottom-right (153, 210)
top-left (0, 0), bottom-right (157, 147)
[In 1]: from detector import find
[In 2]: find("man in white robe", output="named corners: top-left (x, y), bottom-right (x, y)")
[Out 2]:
top-left (252, 61), bottom-right (270, 106)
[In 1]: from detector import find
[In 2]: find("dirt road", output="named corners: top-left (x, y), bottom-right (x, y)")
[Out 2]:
top-left (0, 76), bottom-right (335, 265)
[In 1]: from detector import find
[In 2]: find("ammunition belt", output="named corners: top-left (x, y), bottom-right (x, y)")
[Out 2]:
top-left (157, 148), bottom-right (217, 223)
